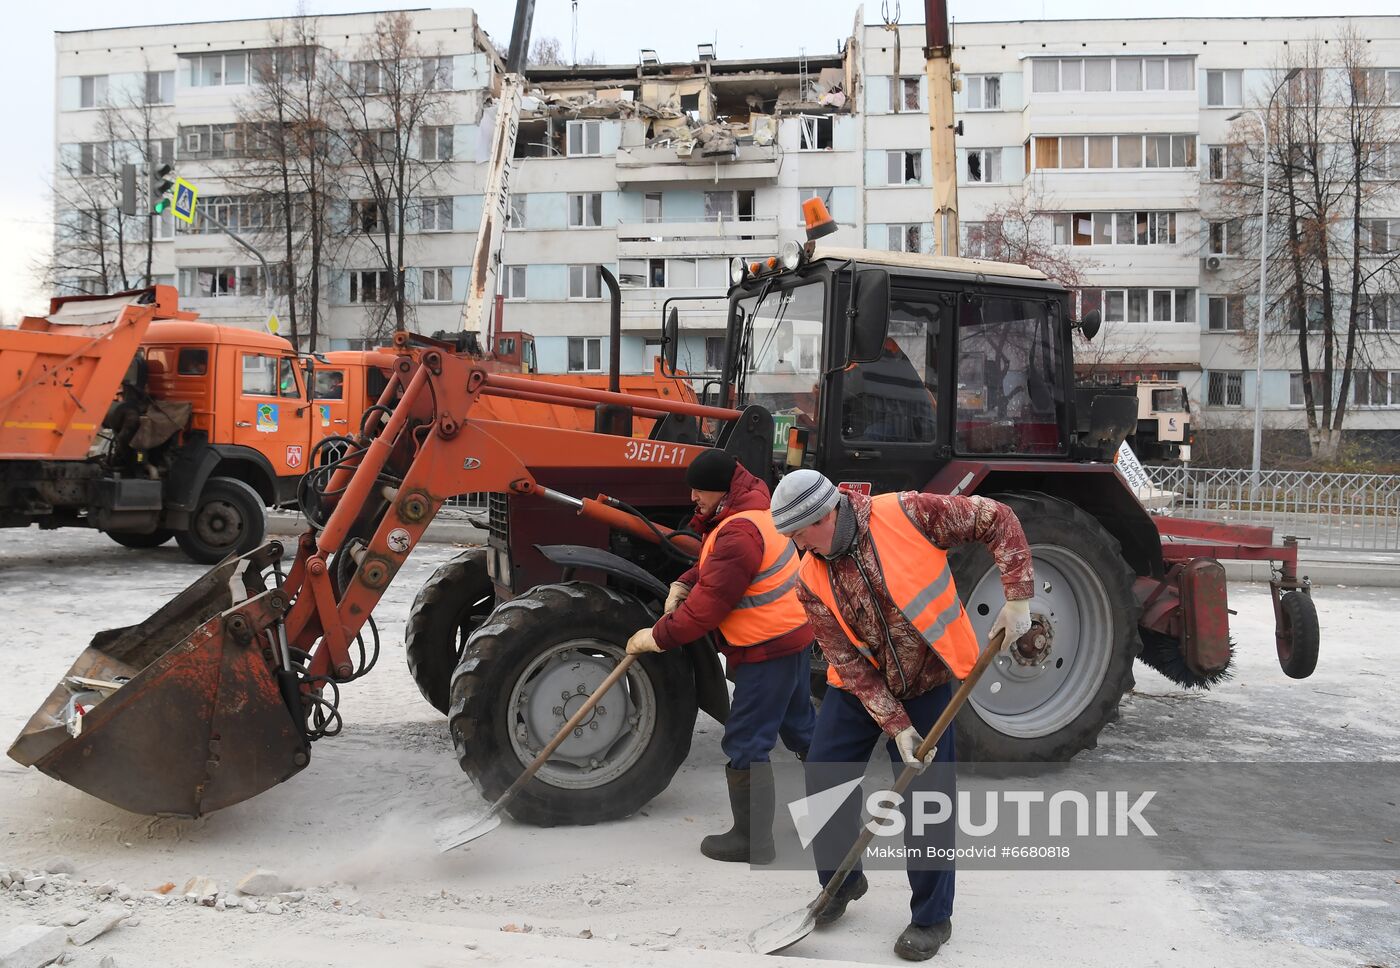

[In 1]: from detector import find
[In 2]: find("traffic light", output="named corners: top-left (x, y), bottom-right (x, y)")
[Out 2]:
top-left (151, 164), bottom-right (175, 215)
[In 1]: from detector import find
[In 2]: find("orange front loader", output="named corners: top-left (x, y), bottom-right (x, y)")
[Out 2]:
top-left (8, 332), bottom-right (762, 817)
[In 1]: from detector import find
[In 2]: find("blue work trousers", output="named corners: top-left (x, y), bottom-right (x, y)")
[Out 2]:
top-left (721, 646), bottom-right (817, 769)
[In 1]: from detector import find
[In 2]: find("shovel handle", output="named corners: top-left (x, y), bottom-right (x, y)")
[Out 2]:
top-left (811, 629), bottom-right (1005, 916)
top-left (487, 653), bottom-right (639, 817)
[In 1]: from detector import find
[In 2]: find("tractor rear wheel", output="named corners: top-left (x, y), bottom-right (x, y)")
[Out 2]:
top-left (404, 549), bottom-right (496, 714)
top-left (448, 582), bottom-right (697, 827)
top-left (105, 528), bottom-right (174, 549)
top-left (950, 492), bottom-right (1140, 761)
top-left (174, 477), bottom-right (266, 565)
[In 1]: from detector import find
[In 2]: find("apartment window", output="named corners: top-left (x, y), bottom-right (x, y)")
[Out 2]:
top-left (1290, 372), bottom-right (1326, 407)
top-left (1368, 143), bottom-right (1400, 181)
top-left (143, 71), bottom-right (173, 105)
top-left (1099, 288), bottom-right (1195, 323)
top-left (568, 265), bottom-right (602, 299)
top-left (963, 222), bottom-right (995, 259)
top-left (1032, 134), bottom-right (1193, 171)
top-left (1209, 220), bottom-right (1239, 256)
top-left (1208, 295), bottom-right (1246, 331)
top-left (1054, 211), bottom-right (1176, 246)
top-left (644, 192), bottom-right (663, 223)
top-left (422, 126), bottom-right (454, 161)
top-left (966, 148), bottom-right (1001, 183)
top-left (421, 55), bottom-right (452, 90)
top-left (965, 75), bottom-right (1001, 110)
top-left (705, 336), bottom-right (727, 371)
top-left (501, 266), bottom-right (527, 300)
top-left (888, 224), bottom-right (922, 253)
top-left (420, 267), bottom-right (452, 303)
top-left (1358, 293), bottom-right (1396, 330)
top-left (183, 52), bottom-right (249, 88)
top-left (887, 150), bottom-right (922, 185)
top-left (888, 76), bottom-right (920, 111)
top-left (799, 115), bottom-right (833, 150)
top-left (703, 191), bottom-right (735, 221)
top-left (507, 195), bottom-right (527, 229)
top-left (567, 120), bottom-right (601, 156)
top-left (349, 270), bottom-right (394, 304)
top-left (148, 138), bottom-right (175, 168)
top-left (1207, 371), bottom-right (1244, 407)
top-left (420, 197), bottom-right (453, 232)
top-left (1206, 144), bottom-right (1243, 181)
top-left (1353, 370), bottom-right (1400, 407)
top-left (351, 199), bottom-right (387, 234)
top-left (568, 337), bottom-right (602, 372)
top-left (1365, 218), bottom-right (1400, 254)
top-left (79, 75), bottom-right (108, 108)
top-left (77, 142), bottom-right (108, 176)
top-left (569, 192), bottom-right (603, 228)
top-left (1359, 68), bottom-right (1400, 105)
top-left (1207, 69), bottom-right (1244, 108)
top-left (1031, 56), bottom-right (1192, 94)
top-left (179, 266), bottom-right (267, 299)
top-left (352, 61), bottom-right (386, 94)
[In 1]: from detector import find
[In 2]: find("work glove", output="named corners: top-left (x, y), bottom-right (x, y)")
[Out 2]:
top-left (626, 626), bottom-right (662, 655)
top-left (664, 581), bottom-right (691, 615)
top-left (893, 725), bottom-right (935, 772)
top-left (990, 598), bottom-right (1033, 651)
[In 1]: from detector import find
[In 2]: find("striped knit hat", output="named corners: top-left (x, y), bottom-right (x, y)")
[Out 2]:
top-left (770, 469), bottom-right (841, 535)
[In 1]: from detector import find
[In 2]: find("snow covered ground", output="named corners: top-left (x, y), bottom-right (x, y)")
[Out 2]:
top-left (0, 527), bottom-right (1395, 967)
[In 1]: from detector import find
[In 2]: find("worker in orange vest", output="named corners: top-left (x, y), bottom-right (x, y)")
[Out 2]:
top-left (626, 449), bottom-right (816, 864)
top-left (770, 469), bottom-right (1033, 962)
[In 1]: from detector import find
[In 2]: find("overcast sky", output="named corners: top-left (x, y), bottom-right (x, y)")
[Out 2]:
top-left (4, 0), bottom-right (1399, 318)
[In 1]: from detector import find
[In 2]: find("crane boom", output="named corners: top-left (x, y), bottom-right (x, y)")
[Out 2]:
top-left (924, 0), bottom-right (958, 257)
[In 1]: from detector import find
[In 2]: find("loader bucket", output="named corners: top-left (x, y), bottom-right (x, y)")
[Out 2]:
top-left (6, 543), bottom-right (309, 818)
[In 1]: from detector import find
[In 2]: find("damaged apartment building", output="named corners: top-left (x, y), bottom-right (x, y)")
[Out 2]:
top-left (499, 44), bottom-right (862, 374)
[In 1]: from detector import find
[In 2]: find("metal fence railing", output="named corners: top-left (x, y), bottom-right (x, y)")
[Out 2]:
top-left (1143, 465), bottom-right (1400, 552)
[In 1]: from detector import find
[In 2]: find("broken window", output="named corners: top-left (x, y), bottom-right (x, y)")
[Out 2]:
top-left (507, 195), bottom-right (527, 229)
top-left (514, 119), bottom-right (554, 158)
top-left (799, 116), bottom-right (833, 150)
top-left (887, 224), bottom-right (922, 253)
top-left (888, 76), bottom-right (919, 111)
top-left (886, 150), bottom-right (922, 185)
top-left (644, 192), bottom-right (663, 223)
top-left (649, 258), bottom-right (666, 288)
top-left (567, 120), bottom-right (601, 156)
top-left (704, 191), bottom-right (735, 222)
top-left (966, 149), bottom-right (1001, 183)
top-left (352, 199), bottom-right (387, 234)
top-left (679, 92), bottom-right (700, 115)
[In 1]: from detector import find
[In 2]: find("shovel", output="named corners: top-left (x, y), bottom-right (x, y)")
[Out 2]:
top-left (746, 629), bottom-right (1006, 955)
top-left (437, 654), bottom-right (638, 852)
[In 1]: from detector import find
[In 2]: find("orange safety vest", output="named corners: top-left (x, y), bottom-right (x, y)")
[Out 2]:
top-left (697, 509), bottom-right (809, 647)
top-left (799, 492), bottom-right (979, 689)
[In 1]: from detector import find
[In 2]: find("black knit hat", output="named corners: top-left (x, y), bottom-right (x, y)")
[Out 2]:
top-left (686, 449), bottom-right (737, 492)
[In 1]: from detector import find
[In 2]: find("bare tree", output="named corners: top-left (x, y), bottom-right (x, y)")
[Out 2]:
top-left (232, 15), bottom-right (337, 349)
top-left (326, 11), bottom-right (453, 339)
top-left (1219, 31), bottom-right (1400, 461)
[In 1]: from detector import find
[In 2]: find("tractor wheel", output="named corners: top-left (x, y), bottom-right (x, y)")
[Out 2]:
top-left (1276, 591), bottom-right (1319, 680)
top-left (950, 492), bottom-right (1140, 762)
top-left (448, 582), bottom-right (697, 827)
top-left (105, 528), bottom-right (174, 549)
top-left (174, 477), bottom-right (267, 565)
top-left (404, 549), bottom-right (496, 714)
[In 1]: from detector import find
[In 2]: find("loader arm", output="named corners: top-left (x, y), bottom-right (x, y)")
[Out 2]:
top-left (10, 334), bottom-right (739, 817)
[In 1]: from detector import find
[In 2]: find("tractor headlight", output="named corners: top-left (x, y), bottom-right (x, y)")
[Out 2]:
top-left (730, 256), bottom-right (747, 285)
top-left (779, 240), bottom-right (803, 271)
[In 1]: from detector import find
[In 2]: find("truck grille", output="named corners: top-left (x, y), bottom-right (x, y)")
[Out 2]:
top-left (488, 492), bottom-right (509, 546)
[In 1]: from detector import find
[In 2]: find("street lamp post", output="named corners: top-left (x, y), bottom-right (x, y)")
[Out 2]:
top-left (1228, 66), bottom-right (1299, 494)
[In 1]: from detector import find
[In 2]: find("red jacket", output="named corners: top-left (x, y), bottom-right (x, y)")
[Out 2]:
top-left (652, 464), bottom-right (814, 664)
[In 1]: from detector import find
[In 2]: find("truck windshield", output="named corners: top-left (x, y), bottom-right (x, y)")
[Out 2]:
top-left (729, 278), bottom-right (825, 427)
top-left (955, 295), bottom-right (1064, 455)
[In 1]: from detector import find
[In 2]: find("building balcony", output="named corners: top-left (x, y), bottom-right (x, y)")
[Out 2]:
top-left (617, 217), bottom-right (778, 258)
top-left (615, 143), bottom-right (780, 185)
top-left (620, 287), bottom-right (729, 331)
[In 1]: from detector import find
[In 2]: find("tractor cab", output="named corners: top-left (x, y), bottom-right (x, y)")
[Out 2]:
top-left (668, 240), bottom-right (1076, 494)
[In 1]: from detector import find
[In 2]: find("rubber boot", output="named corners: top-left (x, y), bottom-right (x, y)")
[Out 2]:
top-left (701, 765), bottom-right (776, 864)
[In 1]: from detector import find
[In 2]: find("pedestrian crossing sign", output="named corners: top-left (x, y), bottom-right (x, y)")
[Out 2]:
top-left (172, 178), bottom-right (198, 224)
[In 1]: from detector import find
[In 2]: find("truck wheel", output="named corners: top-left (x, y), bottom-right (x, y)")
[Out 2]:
top-left (175, 477), bottom-right (267, 565)
top-left (405, 550), bottom-right (496, 714)
top-left (105, 528), bottom-right (174, 549)
top-left (448, 582), bottom-right (697, 827)
top-left (949, 492), bottom-right (1140, 762)
top-left (1276, 591), bottom-right (1319, 680)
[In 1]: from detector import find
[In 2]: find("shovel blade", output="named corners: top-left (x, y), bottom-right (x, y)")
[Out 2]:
top-left (746, 904), bottom-right (817, 955)
top-left (7, 545), bottom-right (308, 817)
top-left (434, 810), bottom-right (502, 852)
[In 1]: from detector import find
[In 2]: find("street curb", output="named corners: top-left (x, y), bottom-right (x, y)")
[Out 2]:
top-left (1222, 558), bottom-right (1400, 589)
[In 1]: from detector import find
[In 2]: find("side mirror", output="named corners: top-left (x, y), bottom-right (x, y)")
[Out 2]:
top-left (1075, 309), bottom-right (1103, 341)
top-left (846, 268), bottom-right (890, 365)
top-left (662, 306), bottom-right (680, 374)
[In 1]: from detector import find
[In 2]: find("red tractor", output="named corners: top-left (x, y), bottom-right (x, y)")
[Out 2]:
top-left (10, 240), bottom-right (1317, 823)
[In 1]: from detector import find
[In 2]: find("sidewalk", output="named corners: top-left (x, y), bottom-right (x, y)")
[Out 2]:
top-left (270, 513), bottom-right (1400, 587)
